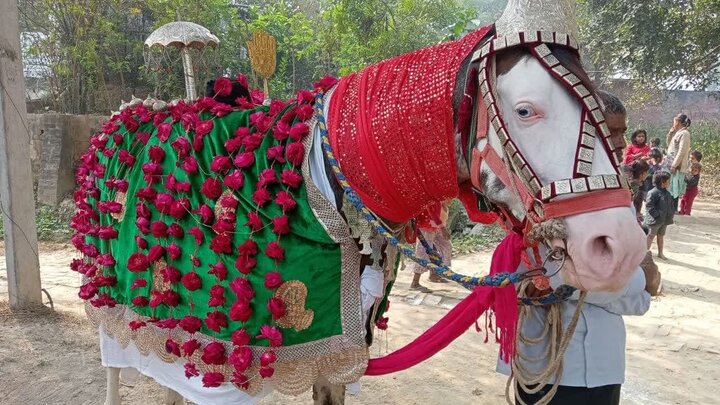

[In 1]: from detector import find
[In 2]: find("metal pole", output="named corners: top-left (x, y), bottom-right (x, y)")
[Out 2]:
top-left (181, 48), bottom-right (196, 101)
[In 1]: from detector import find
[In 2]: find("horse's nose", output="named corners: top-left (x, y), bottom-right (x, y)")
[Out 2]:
top-left (560, 207), bottom-right (647, 291)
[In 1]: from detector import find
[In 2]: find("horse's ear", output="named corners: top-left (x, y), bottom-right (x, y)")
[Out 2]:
top-left (205, 80), bottom-right (215, 97)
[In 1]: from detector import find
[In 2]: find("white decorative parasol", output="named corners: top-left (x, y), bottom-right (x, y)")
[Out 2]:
top-left (145, 21), bottom-right (220, 101)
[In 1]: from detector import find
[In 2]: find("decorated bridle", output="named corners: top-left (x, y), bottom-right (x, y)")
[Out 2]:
top-left (467, 30), bottom-right (631, 240)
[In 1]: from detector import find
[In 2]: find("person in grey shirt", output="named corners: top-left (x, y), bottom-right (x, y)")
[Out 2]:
top-left (497, 259), bottom-right (651, 404)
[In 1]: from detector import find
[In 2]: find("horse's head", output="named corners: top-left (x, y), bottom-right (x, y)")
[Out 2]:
top-left (463, 2), bottom-right (646, 291)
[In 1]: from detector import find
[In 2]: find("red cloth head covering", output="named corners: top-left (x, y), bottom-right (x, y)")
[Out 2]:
top-left (328, 26), bottom-right (493, 223)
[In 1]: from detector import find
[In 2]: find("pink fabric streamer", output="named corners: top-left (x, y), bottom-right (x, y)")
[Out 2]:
top-left (364, 233), bottom-right (523, 376)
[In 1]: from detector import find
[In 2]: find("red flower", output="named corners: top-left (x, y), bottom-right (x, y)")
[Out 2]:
top-left (231, 329), bottom-right (251, 347)
top-left (258, 169), bottom-right (277, 187)
top-left (98, 201), bottom-right (123, 214)
top-left (165, 338), bottom-right (181, 357)
top-left (167, 243), bottom-right (182, 260)
top-left (181, 112), bottom-right (199, 131)
top-left (210, 234), bottom-right (233, 254)
top-left (98, 226), bottom-right (118, 240)
top-left (201, 341), bottom-right (227, 366)
top-left (229, 346), bottom-right (253, 372)
top-left (205, 311), bottom-right (228, 332)
top-left (192, 134), bottom-right (205, 152)
top-left (211, 103), bottom-right (233, 117)
top-left (234, 255), bottom-right (257, 275)
top-left (229, 277), bottom-right (255, 300)
top-left (184, 362), bottom-right (200, 379)
top-left (149, 290), bottom-right (164, 307)
top-left (169, 198), bottom-right (191, 220)
top-left (155, 193), bottom-right (174, 215)
top-left (183, 339), bottom-right (201, 357)
top-left (245, 211), bottom-right (263, 232)
top-left (271, 215), bottom-right (290, 235)
top-left (163, 290), bottom-right (181, 307)
top-left (257, 325), bottom-right (283, 347)
top-left (142, 162), bottom-right (162, 177)
top-left (241, 134), bottom-right (263, 151)
top-left (252, 188), bottom-right (272, 207)
top-left (136, 186), bottom-right (157, 202)
top-left (229, 299), bottom-right (253, 322)
top-left (376, 316), bottom-right (389, 331)
top-left (234, 126), bottom-right (250, 139)
top-left (259, 366), bottom-right (275, 378)
top-left (157, 122), bottom-right (172, 142)
top-left (233, 152), bottom-right (255, 169)
top-left (238, 239), bottom-right (258, 255)
top-left (220, 195), bottom-right (238, 210)
top-left (201, 178), bottom-right (223, 200)
top-left (289, 122), bottom-right (309, 141)
top-left (281, 170), bottom-right (303, 188)
top-left (148, 145), bottom-right (166, 163)
top-left (182, 156), bottom-right (198, 174)
top-left (296, 90), bottom-right (314, 104)
top-left (295, 104), bottom-right (314, 121)
top-left (225, 136), bottom-right (244, 153)
top-left (130, 278), bottom-right (147, 289)
top-left (155, 318), bottom-right (180, 329)
top-left (267, 297), bottom-right (287, 319)
top-left (275, 191), bottom-right (297, 212)
top-left (179, 316), bottom-right (203, 334)
top-left (286, 142), bottom-right (305, 166)
top-left (197, 204), bottom-right (215, 224)
top-left (208, 284), bottom-right (226, 307)
top-left (235, 73), bottom-right (249, 88)
top-left (265, 241), bottom-right (285, 260)
top-left (136, 218), bottom-right (150, 235)
top-left (214, 77), bottom-right (233, 97)
top-left (196, 96), bottom-right (218, 111)
top-left (223, 170), bottom-right (245, 191)
top-left (264, 272), bottom-right (282, 289)
top-left (196, 120), bottom-right (214, 137)
top-left (273, 121), bottom-right (290, 141)
top-left (123, 117), bottom-right (140, 133)
top-left (209, 261), bottom-right (228, 281)
top-left (160, 265), bottom-right (181, 284)
top-left (188, 227), bottom-right (204, 245)
top-left (82, 244), bottom-right (100, 258)
top-left (136, 202), bottom-right (152, 218)
top-left (314, 75), bottom-right (339, 91)
top-left (202, 371), bottom-right (225, 388)
top-left (127, 252), bottom-right (150, 272)
top-left (153, 113), bottom-right (168, 127)
top-left (168, 223), bottom-right (185, 239)
top-left (78, 283), bottom-right (98, 300)
top-left (211, 156), bottom-right (232, 173)
top-left (260, 350), bottom-right (277, 366)
top-left (147, 245), bottom-right (166, 262)
top-left (181, 272), bottom-right (202, 291)
top-left (266, 145), bottom-right (286, 163)
top-left (171, 137), bottom-right (191, 157)
top-left (129, 320), bottom-right (147, 331)
top-left (132, 295), bottom-right (149, 307)
top-left (151, 221), bottom-right (169, 238)
top-left (212, 219), bottom-right (235, 234)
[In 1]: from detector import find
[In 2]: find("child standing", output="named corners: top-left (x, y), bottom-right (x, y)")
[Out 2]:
top-left (644, 171), bottom-right (674, 259)
top-left (680, 161), bottom-right (702, 215)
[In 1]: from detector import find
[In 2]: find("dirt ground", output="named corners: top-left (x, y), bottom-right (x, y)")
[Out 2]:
top-left (1, 200), bottom-right (719, 405)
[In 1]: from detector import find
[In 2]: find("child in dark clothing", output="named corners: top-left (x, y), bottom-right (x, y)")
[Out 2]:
top-left (640, 148), bottom-right (664, 206)
top-left (644, 171), bottom-right (674, 259)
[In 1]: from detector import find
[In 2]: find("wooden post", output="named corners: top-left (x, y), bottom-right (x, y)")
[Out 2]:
top-left (0, 1), bottom-right (42, 307)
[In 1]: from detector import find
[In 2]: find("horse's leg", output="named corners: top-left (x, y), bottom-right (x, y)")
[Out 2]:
top-left (312, 377), bottom-right (345, 405)
top-left (105, 367), bottom-right (122, 405)
top-left (164, 388), bottom-right (185, 405)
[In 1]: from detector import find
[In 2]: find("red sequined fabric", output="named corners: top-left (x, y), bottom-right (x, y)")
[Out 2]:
top-left (328, 26), bottom-right (492, 223)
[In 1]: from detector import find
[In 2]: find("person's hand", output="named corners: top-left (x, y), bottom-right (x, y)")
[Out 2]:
top-left (671, 117), bottom-right (681, 132)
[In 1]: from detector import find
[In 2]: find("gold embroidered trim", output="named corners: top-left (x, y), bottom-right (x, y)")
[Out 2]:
top-left (275, 281), bottom-right (314, 332)
top-left (152, 259), bottom-right (171, 292)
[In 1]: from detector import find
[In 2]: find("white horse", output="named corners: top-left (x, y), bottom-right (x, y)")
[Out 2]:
top-left (93, 1), bottom-right (646, 405)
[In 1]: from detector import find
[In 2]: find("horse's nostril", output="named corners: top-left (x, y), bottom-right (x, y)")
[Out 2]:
top-left (591, 236), bottom-right (613, 258)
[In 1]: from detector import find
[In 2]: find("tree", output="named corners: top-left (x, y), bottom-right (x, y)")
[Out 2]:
top-left (578, 0), bottom-right (720, 91)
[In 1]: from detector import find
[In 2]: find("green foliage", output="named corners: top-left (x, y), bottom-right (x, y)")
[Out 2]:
top-left (451, 223), bottom-right (505, 255)
top-left (578, 0), bottom-right (720, 90)
top-left (0, 205), bottom-right (72, 241)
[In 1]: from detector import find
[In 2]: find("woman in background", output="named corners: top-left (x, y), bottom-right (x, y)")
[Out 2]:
top-left (664, 114), bottom-right (692, 212)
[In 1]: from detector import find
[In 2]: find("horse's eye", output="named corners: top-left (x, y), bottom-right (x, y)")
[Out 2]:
top-left (516, 105), bottom-right (535, 118)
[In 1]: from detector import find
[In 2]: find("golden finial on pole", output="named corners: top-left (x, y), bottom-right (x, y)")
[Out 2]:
top-left (247, 30), bottom-right (277, 100)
